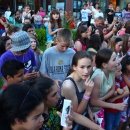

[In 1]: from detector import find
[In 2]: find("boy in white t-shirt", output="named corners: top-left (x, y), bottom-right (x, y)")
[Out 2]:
top-left (43, 15), bottom-right (50, 27)
top-left (81, 4), bottom-right (92, 25)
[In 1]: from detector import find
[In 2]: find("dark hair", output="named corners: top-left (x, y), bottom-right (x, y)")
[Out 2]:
top-left (0, 12), bottom-right (4, 17)
top-left (88, 51), bottom-right (97, 57)
top-left (125, 26), bottom-right (130, 34)
top-left (0, 84), bottom-right (43, 128)
top-left (96, 48), bottom-right (113, 68)
top-left (67, 50), bottom-right (92, 75)
top-left (87, 34), bottom-right (101, 51)
top-left (0, 36), bottom-right (11, 56)
top-left (121, 55), bottom-right (130, 74)
top-left (109, 2), bottom-right (113, 5)
top-left (94, 2), bottom-right (99, 9)
top-left (22, 24), bottom-right (34, 32)
top-left (1, 60), bottom-right (24, 79)
top-left (75, 25), bottom-right (89, 46)
top-left (50, 9), bottom-right (62, 28)
top-left (7, 25), bottom-right (20, 35)
top-left (125, 2), bottom-right (130, 11)
top-left (31, 77), bottom-right (55, 100)
top-left (94, 27), bottom-right (104, 43)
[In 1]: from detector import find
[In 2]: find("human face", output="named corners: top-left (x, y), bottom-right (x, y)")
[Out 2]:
top-left (21, 103), bottom-right (44, 130)
top-left (73, 58), bottom-right (92, 80)
top-left (30, 38), bottom-right (37, 50)
top-left (25, 7), bottom-right (30, 13)
top-left (114, 41), bottom-right (123, 53)
top-left (44, 84), bottom-right (60, 107)
top-left (106, 52), bottom-right (118, 72)
top-left (126, 64), bottom-right (130, 77)
top-left (103, 28), bottom-right (107, 35)
top-left (109, 4), bottom-right (113, 9)
top-left (52, 13), bottom-right (59, 20)
top-left (95, 4), bottom-right (99, 9)
top-left (56, 40), bottom-right (70, 52)
top-left (116, 7), bottom-right (120, 12)
top-left (24, 19), bottom-right (31, 24)
top-left (27, 28), bottom-right (34, 34)
top-left (5, 39), bottom-right (12, 50)
top-left (81, 30), bottom-right (88, 38)
top-left (115, 66), bottom-right (122, 78)
top-left (128, 3), bottom-right (130, 10)
top-left (8, 69), bottom-right (24, 84)
top-left (95, 20), bottom-right (104, 27)
top-left (95, 29), bottom-right (100, 35)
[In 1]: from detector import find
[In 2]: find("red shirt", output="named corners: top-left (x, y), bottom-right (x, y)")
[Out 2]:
top-left (0, 17), bottom-right (6, 30)
top-left (2, 86), bottom-right (7, 89)
top-left (105, 77), bottom-right (126, 113)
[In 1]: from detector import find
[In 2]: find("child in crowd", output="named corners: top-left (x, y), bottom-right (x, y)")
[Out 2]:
top-left (74, 25), bottom-right (88, 52)
top-left (0, 31), bottom-right (37, 81)
top-left (29, 34), bottom-right (43, 71)
top-left (120, 34), bottom-right (130, 55)
top-left (0, 36), bottom-right (11, 56)
top-left (22, 5), bottom-right (31, 23)
top-left (0, 60), bottom-right (24, 94)
top-left (43, 14), bottom-right (50, 27)
top-left (90, 48), bottom-right (127, 128)
top-left (108, 36), bottom-right (123, 60)
top-left (40, 29), bottom-right (75, 82)
top-left (46, 9), bottom-right (62, 43)
top-left (104, 63), bottom-right (129, 130)
top-left (0, 84), bottom-right (44, 130)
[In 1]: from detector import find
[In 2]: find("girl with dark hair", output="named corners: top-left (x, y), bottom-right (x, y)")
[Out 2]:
top-left (0, 84), bottom-right (44, 130)
top-left (74, 25), bottom-right (89, 52)
top-left (87, 34), bottom-right (101, 52)
top-left (90, 48), bottom-right (127, 128)
top-left (0, 36), bottom-right (11, 56)
top-left (94, 27), bottom-right (108, 48)
top-left (47, 9), bottom-right (62, 43)
top-left (31, 76), bottom-right (103, 130)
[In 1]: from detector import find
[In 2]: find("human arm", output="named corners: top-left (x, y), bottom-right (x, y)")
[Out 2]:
top-left (62, 78), bottom-right (94, 114)
top-left (0, 19), bottom-right (6, 26)
top-left (116, 88), bottom-right (125, 95)
top-left (88, 26), bottom-right (92, 38)
top-left (73, 112), bottom-right (104, 130)
top-left (74, 41), bottom-right (82, 51)
top-left (90, 75), bottom-right (126, 111)
top-left (48, 23), bottom-right (60, 36)
top-left (22, 11), bottom-right (31, 18)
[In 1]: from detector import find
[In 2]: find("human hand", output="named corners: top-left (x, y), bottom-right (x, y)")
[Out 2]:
top-left (55, 79), bottom-right (63, 92)
top-left (114, 103), bottom-right (127, 111)
top-left (23, 70), bottom-right (38, 80)
top-left (84, 77), bottom-right (94, 96)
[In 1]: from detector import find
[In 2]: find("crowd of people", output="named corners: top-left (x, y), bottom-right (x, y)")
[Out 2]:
top-left (0, 1), bottom-right (130, 130)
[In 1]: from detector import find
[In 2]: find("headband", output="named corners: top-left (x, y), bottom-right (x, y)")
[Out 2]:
top-left (115, 37), bottom-right (122, 43)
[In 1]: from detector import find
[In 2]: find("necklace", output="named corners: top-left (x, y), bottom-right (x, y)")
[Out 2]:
top-left (12, 51), bottom-right (24, 63)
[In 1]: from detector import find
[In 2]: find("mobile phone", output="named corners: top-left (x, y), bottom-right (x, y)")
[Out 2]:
top-left (61, 99), bottom-right (71, 127)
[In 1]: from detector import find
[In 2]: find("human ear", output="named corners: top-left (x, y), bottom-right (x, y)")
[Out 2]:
top-left (15, 118), bottom-right (23, 125)
top-left (102, 63), bottom-right (107, 68)
top-left (6, 75), bottom-right (12, 82)
top-left (72, 65), bottom-right (76, 71)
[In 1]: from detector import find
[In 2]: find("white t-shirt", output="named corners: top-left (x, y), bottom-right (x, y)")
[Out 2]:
top-left (22, 12), bottom-right (31, 23)
top-left (81, 9), bottom-right (92, 22)
top-left (5, 11), bottom-right (11, 20)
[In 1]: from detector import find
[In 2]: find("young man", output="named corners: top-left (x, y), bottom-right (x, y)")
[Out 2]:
top-left (106, 2), bottom-right (114, 24)
top-left (81, 4), bottom-right (92, 26)
top-left (40, 28), bottom-right (75, 81)
top-left (0, 60), bottom-right (24, 94)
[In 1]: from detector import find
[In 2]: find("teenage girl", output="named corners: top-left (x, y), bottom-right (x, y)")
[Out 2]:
top-left (90, 48), bottom-right (127, 128)
top-left (108, 36), bottom-right (123, 60)
top-left (61, 51), bottom-right (97, 129)
top-left (29, 34), bottom-right (43, 71)
top-left (47, 9), bottom-right (62, 43)
top-left (31, 76), bottom-right (104, 130)
top-left (74, 25), bottom-right (89, 52)
top-left (120, 34), bottom-right (130, 55)
top-left (0, 84), bottom-right (44, 130)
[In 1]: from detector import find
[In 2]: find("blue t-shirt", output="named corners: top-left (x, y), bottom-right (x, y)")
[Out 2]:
top-left (0, 49), bottom-right (36, 76)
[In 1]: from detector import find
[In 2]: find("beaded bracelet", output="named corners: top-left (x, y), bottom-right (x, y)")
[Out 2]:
top-left (83, 94), bottom-right (90, 101)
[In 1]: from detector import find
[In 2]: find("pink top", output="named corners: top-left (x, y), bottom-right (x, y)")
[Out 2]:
top-left (39, 11), bottom-right (46, 18)
top-left (118, 29), bottom-right (125, 36)
top-left (74, 40), bottom-right (87, 52)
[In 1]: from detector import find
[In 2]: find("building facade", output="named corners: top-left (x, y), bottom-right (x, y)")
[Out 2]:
top-left (0, 0), bottom-right (129, 14)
